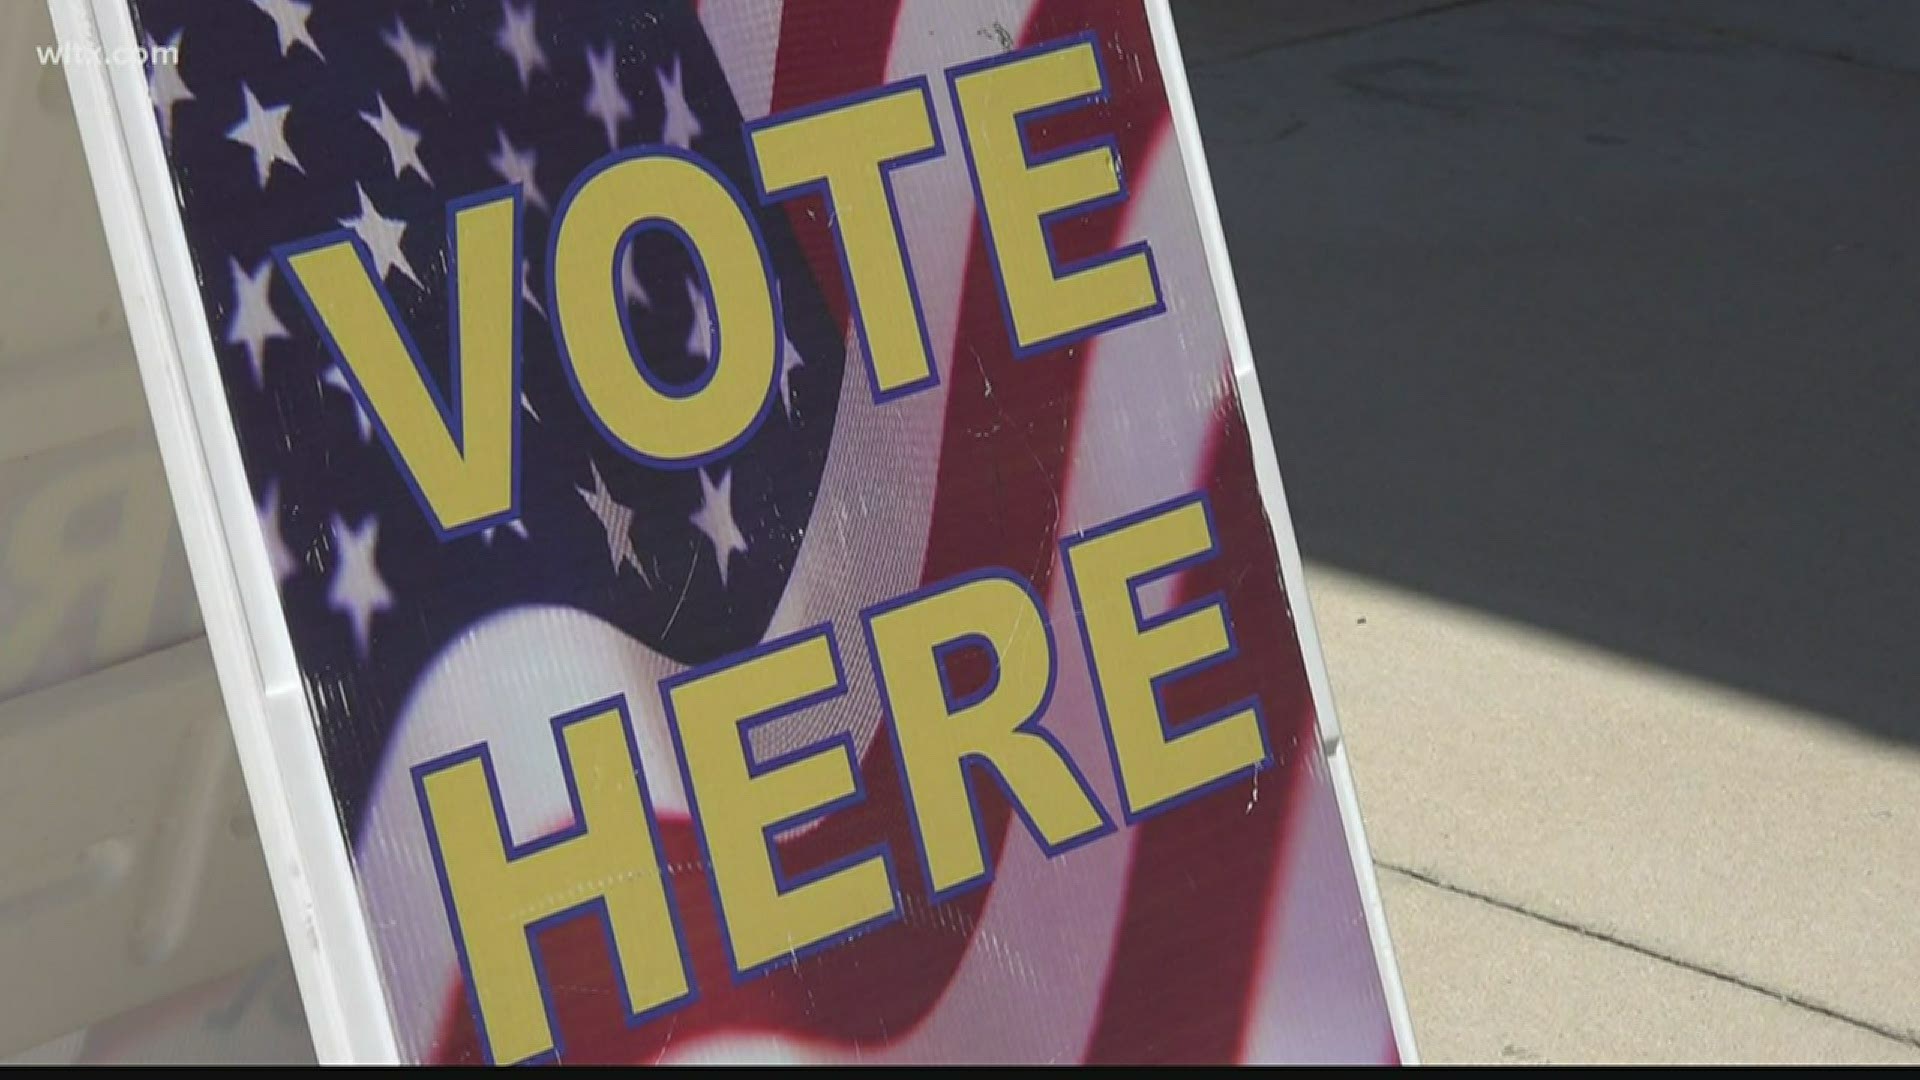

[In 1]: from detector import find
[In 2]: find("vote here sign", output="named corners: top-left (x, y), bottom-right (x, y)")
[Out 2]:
top-left (64, 0), bottom-right (1410, 1064)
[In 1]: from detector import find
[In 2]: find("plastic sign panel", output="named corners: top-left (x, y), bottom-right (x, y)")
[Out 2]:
top-left (57, 0), bottom-right (1412, 1065)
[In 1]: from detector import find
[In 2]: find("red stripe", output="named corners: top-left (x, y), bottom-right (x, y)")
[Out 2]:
top-left (1081, 404), bottom-right (1321, 1063)
top-left (428, 0), bottom-right (1179, 1062)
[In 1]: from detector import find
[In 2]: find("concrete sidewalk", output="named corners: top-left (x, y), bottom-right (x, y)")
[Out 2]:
top-left (1170, 0), bottom-right (1920, 1064)
top-left (1312, 565), bottom-right (1920, 1064)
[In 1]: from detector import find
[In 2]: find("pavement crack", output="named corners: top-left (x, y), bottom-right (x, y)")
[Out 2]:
top-left (1377, 861), bottom-right (1920, 1051)
top-left (1562, 0), bottom-right (1920, 84)
top-left (1193, 0), bottom-right (1498, 68)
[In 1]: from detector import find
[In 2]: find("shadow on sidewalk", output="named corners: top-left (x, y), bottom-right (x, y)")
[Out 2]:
top-left (1173, 0), bottom-right (1920, 746)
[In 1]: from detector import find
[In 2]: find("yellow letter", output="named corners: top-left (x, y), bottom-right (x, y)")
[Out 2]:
top-left (748, 80), bottom-right (942, 399)
top-left (278, 189), bottom-right (521, 537)
top-left (414, 699), bottom-right (690, 1065)
top-left (948, 35), bottom-right (1162, 355)
top-left (662, 627), bottom-right (897, 975)
top-left (1061, 495), bottom-right (1271, 820)
top-left (864, 571), bottom-right (1112, 897)
top-left (550, 152), bottom-right (775, 466)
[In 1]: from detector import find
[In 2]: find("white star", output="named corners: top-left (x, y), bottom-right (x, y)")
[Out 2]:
top-left (258, 480), bottom-right (297, 587)
top-left (621, 243), bottom-right (651, 309)
top-left (778, 330), bottom-right (806, 418)
top-left (226, 83), bottom-right (302, 188)
top-left (340, 184), bottom-right (420, 288)
top-left (684, 276), bottom-right (711, 362)
top-left (226, 258), bottom-right (289, 386)
top-left (321, 365), bottom-right (372, 441)
top-left (482, 519), bottom-right (530, 545)
top-left (582, 43), bottom-right (631, 150)
top-left (576, 460), bottom-right (648, 582)
top-left (689, 468), bottom-right (748, 587)
top-left (657, 55), bottom-right (702, 149)
top-left (248, 0), bottom-right (323, 62)
top-left (328, 514), bottom-right (392, 656)
top-left (148, 30), bottom-right (193, 141)
top-left (495, 1), bottom-right (548, 91)
top-left (360, 94), bottom-right (430, 185)
top-left (382, 17), bottom-right (446, 100)
top-left (776, 283), bottom-right (806, 418)
top-left (520, 260), bottom-right (544, 318)
top-left (487, 128), bottom-right (544, 212)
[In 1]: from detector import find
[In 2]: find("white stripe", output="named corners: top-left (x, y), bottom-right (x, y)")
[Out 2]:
top-left (747, 0), bottom-right (1039, 766)
top-left (697, 0), bottom-right (783, 122)
top-left (356, 605), bottom-right (689, 1061)
top-left (1237, 754), bottom-right (1400, 1063)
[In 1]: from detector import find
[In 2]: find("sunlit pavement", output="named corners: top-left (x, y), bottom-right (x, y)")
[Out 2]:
top-left (1310, 564), bottom-right (1919, 1063)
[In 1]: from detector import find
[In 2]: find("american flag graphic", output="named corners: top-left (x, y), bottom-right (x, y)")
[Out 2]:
top-left (130, 0), bottom-right (1400, 1063)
